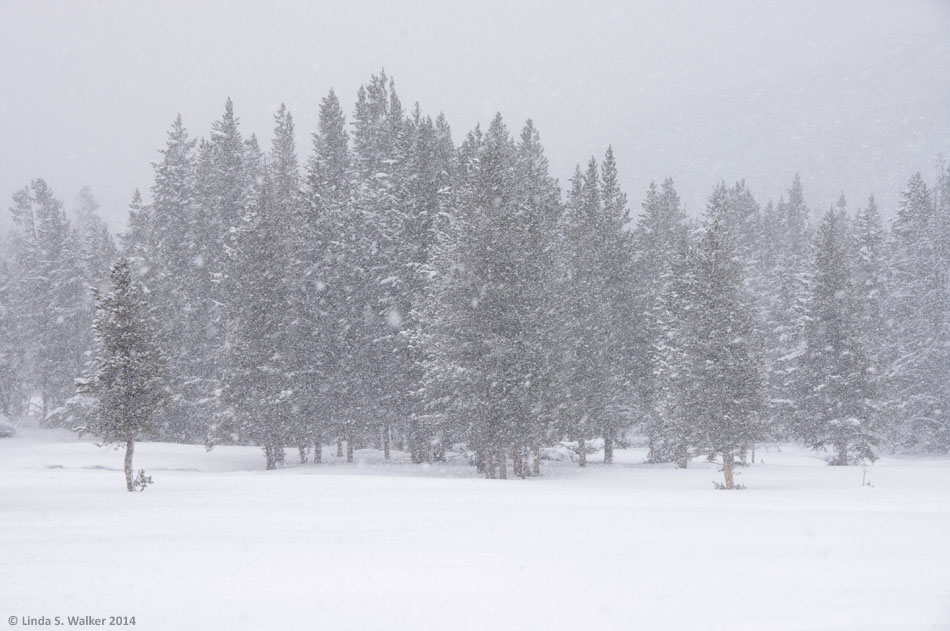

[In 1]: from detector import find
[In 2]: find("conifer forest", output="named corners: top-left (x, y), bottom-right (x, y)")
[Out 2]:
top-left (3, 71), bottom-right (949, 481)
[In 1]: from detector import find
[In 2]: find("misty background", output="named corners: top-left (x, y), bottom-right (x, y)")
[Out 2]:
top-left (1, 0), bottom-right (948, 231)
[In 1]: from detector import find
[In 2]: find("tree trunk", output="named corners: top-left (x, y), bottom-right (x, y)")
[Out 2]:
top-left (124, 438), bottom-right (135, 492)
top-left (485, 449), bottom-right (495, 479)
top-left (298, 446), bottom-right (308, 464)
top-left (437, 437), bottom-right (446, 462)
top-left (383, 424), bottom-right (391, 461)
top-left (833, 442), bottom-right (849, 466)
top-left (336, 438), bottom-right (343, 458)
top-left (314, 430), bottom-right (322, 464)
top-left (578, 438), bottom-right (586, 468)
top-left (604, 428), bottom-right (614, 465)
top-left (532, 444), bottom-right (540, 477)
top-left (512, 447), bottom-right (523, 479)
top-left (497, 449), bottom-right (507, 479)
top-left (346, 440), bottom-right (354, 463)
top-left (265, 445), bottom-right (276, 470)
top-left (722, 452), bottom-right (735, 489)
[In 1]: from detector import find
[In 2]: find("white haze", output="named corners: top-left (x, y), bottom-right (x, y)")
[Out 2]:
top-left (0, 0), bottom-right (947, 231)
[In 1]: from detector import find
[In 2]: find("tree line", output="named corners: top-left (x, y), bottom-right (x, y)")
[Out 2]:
top-left (2, 71), bottom-right (949, 484)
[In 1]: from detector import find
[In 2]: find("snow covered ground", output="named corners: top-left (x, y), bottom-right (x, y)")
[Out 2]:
top-left (2, 428), bottom-right (949, 631)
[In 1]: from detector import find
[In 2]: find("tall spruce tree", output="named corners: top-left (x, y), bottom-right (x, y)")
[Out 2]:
top-left (218, 179), bottom-right (292, 469)
top-left (557, 155), bottom-right (629, 467)
top-left (298, 88), bottom-right (353, 463)
top-left (797, 209), bottom-right (879, 464)
top-left (661, 217), bottom-right (765, 486)
top-left (7, 180), bottom-right (89, 421)
top-left (141, 115), bottom-right (203, 442)
top-left (885, 173), bottom-right (950, 452)
top-left (631, 178), bottom-right (691, 462)
top-left (760, 175), bottom-right (813, 441)
top-left (78, 258), bottom-right (166, 491)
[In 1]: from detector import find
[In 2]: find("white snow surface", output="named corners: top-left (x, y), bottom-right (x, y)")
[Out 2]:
top-left (2, 429), bottom-right (950, 631)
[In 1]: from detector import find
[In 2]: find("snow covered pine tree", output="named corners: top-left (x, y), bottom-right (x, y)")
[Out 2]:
top-left (78, 258), bottom-right (166, 491)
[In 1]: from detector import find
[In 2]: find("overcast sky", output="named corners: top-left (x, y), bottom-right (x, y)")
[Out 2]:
top-left (1, 0), bottom-right (948, 233)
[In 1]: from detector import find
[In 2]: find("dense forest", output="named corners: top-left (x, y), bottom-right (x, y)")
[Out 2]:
top-left (3, 71), bottom-right (949, 478)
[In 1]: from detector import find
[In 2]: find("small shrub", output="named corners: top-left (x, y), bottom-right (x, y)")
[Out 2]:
top-left (712, 481), bottom-right (746, 490)
top-left (133, 470), bottom-right (153, 492)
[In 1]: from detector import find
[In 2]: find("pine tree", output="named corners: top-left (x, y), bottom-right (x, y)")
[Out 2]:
top-left (631, 178), bottom-right (691, 462)
top-left (422, 114), bottom-right (561, 477)
top-left (557, 154), bottom-right (629, 467)
top-left (850, 196), bottom-right (889, 427)
top-left (663, 218), bottom-right (766, 486)
top-left (218, 179), bottom-right (292, 470)
top-left (797, 209), bottom-right (879, 464)
top-left (78, 258), bottom-right (166, 491)
top-left (597, 147), bottom-right (636, 464)
top-left (140, 115), bottom-right (203, 442)
top-left (193, 101), bottom-right (257, 444)
top-left (510, 120), bottom-right (563, 473)
top-left (0, 258), bottom-right (27, 416)
top-left (72, 186), bottom-right (118, 291)
top-left (298, 88), bottom-right (353, 463)
top-left (885, 173), bottom-right (950, 452)
top-left (7, 180), bottom-right (89, 421)
top-left (398, 105), bottom-right (457, 463)
top-left (760, 175), bottom-right (813, 441)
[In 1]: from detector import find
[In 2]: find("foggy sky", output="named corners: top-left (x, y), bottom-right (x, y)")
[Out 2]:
top-left (1, 0), bottom-right (948, 233)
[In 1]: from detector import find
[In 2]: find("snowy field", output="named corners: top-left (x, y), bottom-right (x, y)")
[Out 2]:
top-left (2, 429), bottom-right (950, 631)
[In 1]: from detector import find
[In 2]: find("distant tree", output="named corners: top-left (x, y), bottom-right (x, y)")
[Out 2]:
top-left (556, 153), bottom-right (630, 466)
top-left (758, 175), bottom-right (813, 441)
top-left (298, 87), bottom-right (353, 463)
top-left (0, 258), bottom-right (27, 416)
top-left (797, 209), bottom-right (879, 464)
top-left (631, 178), bottom-right (691, 462)
top-left (218, 179), bottom-right (293, 470)
top-left (72, 186), bottom-right (118, 291)
top-left (421, 114), bottom-right (561, 478)
top-left (660, 218), bottom-right (766, 487)
top-left (884, 173), bottom-right (950, 452)
top-left (849, 195), bottom-right (889, 431)
top-left (7, 180), bottom-right (89, 421)
top-left (134, 115), bottom-right (204, 442)
top-left (77, 258), bottom-right (166, 491)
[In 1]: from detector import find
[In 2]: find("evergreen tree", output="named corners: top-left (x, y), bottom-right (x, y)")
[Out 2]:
top-left (0, 258), bottom-right (27, 416)
top-left (142, 115), bottom-right (204, 442)
top-left (598, 147), bottom-right (637, 465)
top-left (298, 88), bottom-right (353, 463)
top-left (850, 195), bottom-right (889, 424)
top-left (194, 101), bottom-right (257, 444)
top-left (885, 173), bottom-right (950, 451)
top-left (661, 218), bottom-right (765, 486)
top-left (422, 114), bottom-right (560, 477)
top-left (797, 209), bottom-right (879, 464)
top-left (760, 175), bottom-right (813, 441)
top-left (72, 186), bottom-right (118, 291)
top-left (556, 154), bottom-right (630, 466)
top-left (218, 179), bottom-right (292, 469)
top-left (7, 180), bottom-right (89, 421)
top-left (77, 258), bottom-right (166, 491)
top-left (264, 104), bottom-right (304, 460)
top-left (398, 105), bottom-right (457, 463)
top-left (631, 178), bottom-right (690, 462)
